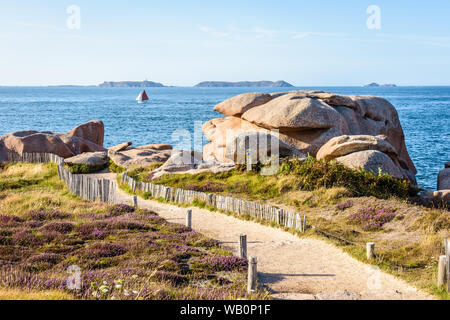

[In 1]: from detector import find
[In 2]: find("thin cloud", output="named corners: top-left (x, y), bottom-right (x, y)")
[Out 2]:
top-left (198, 25), bottom-right (450, 48)
top-left (292, 31), bottom-right (345, 39)
top-left (199, 26), bottom-right (229, 38)
top-left (252, 27), bottom-right (278, 39)
top-left (374, 33), bottom-right (450, 47)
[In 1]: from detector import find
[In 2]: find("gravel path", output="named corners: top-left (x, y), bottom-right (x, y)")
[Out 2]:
top-left (92, 172), bottom-right (434, 300)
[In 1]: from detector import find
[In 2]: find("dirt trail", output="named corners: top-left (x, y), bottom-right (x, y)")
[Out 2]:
top-left (92, 172), bottom-right (434, 300)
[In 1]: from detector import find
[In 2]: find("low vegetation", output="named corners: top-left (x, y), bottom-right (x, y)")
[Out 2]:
top-left (130, 157), bottom-right (417, 201)
top-left (0, 163), bottom-right (268, 300)
top-left (65, 163), bottom-right (108, 174)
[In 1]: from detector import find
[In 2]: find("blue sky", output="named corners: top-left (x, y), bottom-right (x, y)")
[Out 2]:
top-left (1, 0), bottom-right (450, 86)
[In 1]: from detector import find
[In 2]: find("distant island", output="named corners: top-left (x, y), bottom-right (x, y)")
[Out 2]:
top-left (364, 82), bottom-right (397, 87)
top-left (194, 80), bottom-right (294, 88)
top-left (99, 81), bottom-right (165, 88)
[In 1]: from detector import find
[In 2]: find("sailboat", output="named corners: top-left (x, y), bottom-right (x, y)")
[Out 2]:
top-left (136, 90), bottom-right (149, 103)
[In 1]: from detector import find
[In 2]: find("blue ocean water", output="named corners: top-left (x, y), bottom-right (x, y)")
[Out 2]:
top-left (0, 86), bottom-right (448, 190)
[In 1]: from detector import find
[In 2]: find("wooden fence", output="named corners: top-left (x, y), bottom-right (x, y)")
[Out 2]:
top-left (57, 165), bottom-right (116, 203)
top-left (5, 152), bottom-right (115, 203)
top-left (120, 172), bottom-right (307, 232)
top-left (6, 152), bottom-right (64, 165)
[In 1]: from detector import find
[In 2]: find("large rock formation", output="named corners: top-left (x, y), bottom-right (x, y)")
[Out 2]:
top-left (203, 90), bottom-right (416, 182)
top-left (0, 121), bottom-right (106, 159)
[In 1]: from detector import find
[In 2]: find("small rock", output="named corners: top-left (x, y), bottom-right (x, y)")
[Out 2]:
top-left (109, 142), bottom-right (132, 152)
top-left (437, 168), bottom-right (450, 190)
top-left (136, 144), bottom-right (172, 151)
top-left (316, 135), bottom-right (398, 161)
top-left (65, 151), bottom-right (108, 166)
top-left (336, 150), bottom-right (408, 181)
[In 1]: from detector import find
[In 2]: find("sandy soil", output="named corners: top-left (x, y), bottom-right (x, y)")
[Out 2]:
top-left (93, 172), bottom-right (434, 300)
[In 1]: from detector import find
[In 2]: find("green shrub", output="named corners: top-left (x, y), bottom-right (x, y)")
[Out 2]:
top-left (279, 157), bottom-right (417, 199)
top-left (107, 160), bottom-right (126, 173)
top-left (65, 163), bottom-right (108, 174)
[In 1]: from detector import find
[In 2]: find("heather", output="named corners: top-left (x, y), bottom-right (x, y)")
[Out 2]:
top-left (348, 207), bottom-right (396, 231)
top-left (0, 203), bottom-right (263, 300)
top-left (0, 163), bottom-right (267, 300)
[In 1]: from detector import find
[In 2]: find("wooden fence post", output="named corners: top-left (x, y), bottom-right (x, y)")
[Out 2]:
top-left (445, 237), bottom-right (449, 292)
top-left (438, 255), bottom-right (447, 287)
top-left (366, 242), bottom-right (375, 260)
top-left (133, 195), bottom-right (138, 208)
top-left (186, 209), bottom-right (192, 228)
top-left (303, 215), bottom-right (307, 233)
top-left (239, 234), bottom-right (247, 259)
top-left (247, 256), bottom-right (258, 293)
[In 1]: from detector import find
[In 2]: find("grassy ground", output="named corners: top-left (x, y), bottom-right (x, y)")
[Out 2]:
top-left (0, 163), bottom-right (268, 300)
top-left (123, 158), bottom-right (449, 299)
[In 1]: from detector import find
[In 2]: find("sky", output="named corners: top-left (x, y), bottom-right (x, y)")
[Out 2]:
top-left (0, 0), bottom-right (450, 86)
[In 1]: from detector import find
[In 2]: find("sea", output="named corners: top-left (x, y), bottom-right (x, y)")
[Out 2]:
top-left (0, 86), bottom-right (448, 190)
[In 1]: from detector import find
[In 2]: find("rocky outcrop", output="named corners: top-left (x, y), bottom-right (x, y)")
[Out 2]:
top-left (0, 121), bottom-right (106, 159)
top-left (108, 142), bottom-right (132, 152)
top-left (335, 150), bottom-right (406, 180)
top-left (0, 141), bottom-right (7, 162)
top-left (135, 144), bottom-right (172, 151)
top-left (67, 120), bottom-right (105, 147)
top-left (150, 150), bottom-right (234, 179)
top-left (315, 135), bottom-right (414, 182)
top-left (214, 93), bottom-right (272, 116)
top-left (202, 117), bottom-right (305, 163)
top-left (438, 168), bottom-right (450, 191)
top-left (203, 90), bottom-right (417, 182)
top-left (316, 135), bottom-right (398, 161)
top-left (65, 151), bottom-right (109, 166)
top-left (418, 190), bottom-right (450, 208)
top-left (108, 146), bottom-right (172, 169)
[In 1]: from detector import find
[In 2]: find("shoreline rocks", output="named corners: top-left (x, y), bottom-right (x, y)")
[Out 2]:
top-left (108, 142), bottom-right (132, 152)
top-left (0, 121), bottom-right (106, 159)
top-left (437, 167), bottom-right (450, 191)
